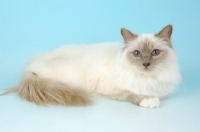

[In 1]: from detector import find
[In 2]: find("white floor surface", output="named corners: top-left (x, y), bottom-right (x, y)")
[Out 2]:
top-left (1, 86), bottom-right (200, 132)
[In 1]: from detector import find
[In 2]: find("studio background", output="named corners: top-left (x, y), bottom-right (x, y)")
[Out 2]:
top-left (0, 1), bottom-right (200, 132)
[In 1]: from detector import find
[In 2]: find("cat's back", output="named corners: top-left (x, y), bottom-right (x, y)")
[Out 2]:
top-left (51, 42), bottom-right (122, 58)
top-left (25, 42), bottom-right (122, 75)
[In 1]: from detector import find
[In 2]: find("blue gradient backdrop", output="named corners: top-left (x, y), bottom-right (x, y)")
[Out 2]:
top-left (1, 0), bottom-right (200, 88)
top-left (1, 1), bottom-right (200, 132)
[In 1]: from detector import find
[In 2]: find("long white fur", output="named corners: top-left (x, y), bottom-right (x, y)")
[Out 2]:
top-left (24, 34), bottom-right (180, 100)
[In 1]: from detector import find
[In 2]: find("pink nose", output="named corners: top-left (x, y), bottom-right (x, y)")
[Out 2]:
top-left (143, 63), bottom-right (151, 68)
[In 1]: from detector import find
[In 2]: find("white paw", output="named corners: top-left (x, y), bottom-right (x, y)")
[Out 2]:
top-left (139, 97), bottom-right (160, 108)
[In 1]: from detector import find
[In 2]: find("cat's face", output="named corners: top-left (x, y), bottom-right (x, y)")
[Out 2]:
top-left (121, 25), bottom-right (175, 73)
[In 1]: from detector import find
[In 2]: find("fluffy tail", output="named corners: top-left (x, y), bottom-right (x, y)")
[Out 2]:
top-left (2, 73), bottom-right (91, 106)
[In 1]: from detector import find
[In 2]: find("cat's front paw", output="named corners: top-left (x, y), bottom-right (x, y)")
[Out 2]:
top-left (139, 97), bottom-right (160, 108)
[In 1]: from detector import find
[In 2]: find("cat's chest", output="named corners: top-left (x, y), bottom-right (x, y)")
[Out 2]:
top-left (128, 74), bottom-right (174, 97)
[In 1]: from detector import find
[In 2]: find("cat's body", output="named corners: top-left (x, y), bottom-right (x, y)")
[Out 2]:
top-left (4, 25), bottom-right (181, 108)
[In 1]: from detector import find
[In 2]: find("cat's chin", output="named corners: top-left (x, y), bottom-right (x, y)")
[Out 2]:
top-left (142, 67), bottom-right (151, 71)
top-left (140, 67), bottom-right (154, 73)
top-left (138, 68), bottom-right (155, 77)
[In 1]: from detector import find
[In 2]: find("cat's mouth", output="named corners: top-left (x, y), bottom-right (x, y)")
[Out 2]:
top-left (141, 67), bottom-right (153, 73)
top-left (143, 67), bottom-right (150, 70)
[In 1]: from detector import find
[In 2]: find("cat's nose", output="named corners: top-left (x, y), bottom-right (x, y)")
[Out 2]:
top-left (143, 62), bottom-right (151, 68)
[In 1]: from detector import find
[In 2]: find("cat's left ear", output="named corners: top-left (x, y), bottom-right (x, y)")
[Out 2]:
top-left (156, 25), bottom-right (173, 41)
top-left (121, 28), bottom-right (137, 43)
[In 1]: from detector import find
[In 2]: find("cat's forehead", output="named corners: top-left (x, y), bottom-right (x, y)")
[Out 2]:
top-left (127, 34), bottom-right (166, 51)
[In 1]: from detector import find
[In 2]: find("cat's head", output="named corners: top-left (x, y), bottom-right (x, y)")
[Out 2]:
top-left (120, 25), bottom-right (177, 73)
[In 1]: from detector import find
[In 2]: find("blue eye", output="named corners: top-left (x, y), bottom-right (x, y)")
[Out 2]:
top-left (152, 49), bottom-right (160, 56)
top-left (133, 50), bottom-right (141, 57)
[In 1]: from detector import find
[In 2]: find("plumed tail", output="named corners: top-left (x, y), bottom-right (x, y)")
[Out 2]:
top-left (4, 73), bottom-right (91, 106)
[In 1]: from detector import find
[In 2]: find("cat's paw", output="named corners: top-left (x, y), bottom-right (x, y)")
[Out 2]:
top-left (139, 97), bottom-right (160, 108)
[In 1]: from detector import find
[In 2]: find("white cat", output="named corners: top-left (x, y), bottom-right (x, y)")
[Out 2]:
top-left (4, 25), bottom-right (181, 108)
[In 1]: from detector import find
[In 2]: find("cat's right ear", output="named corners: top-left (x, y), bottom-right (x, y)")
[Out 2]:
top-left (121, 28), bottom-right (137, 43)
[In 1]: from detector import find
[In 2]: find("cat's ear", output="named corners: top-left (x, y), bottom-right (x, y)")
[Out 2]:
top-left (121, 28), bottom-right (137, 43)
top-left (156, 25), bottom-right (173, 41)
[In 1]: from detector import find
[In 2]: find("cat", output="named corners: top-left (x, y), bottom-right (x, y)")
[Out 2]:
top-left (3, 25), bottom-right (181, 108)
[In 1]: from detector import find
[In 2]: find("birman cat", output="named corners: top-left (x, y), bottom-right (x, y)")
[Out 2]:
top-left (3, 25), bottom-right (181, 108)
